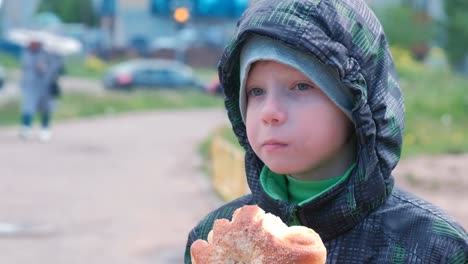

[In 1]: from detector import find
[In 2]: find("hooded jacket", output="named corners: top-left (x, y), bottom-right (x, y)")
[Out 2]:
top-left (185, 0), bottom-right (468, 263)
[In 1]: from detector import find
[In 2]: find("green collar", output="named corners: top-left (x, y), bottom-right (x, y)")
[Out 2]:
top-left (260, 163), bottom-right (356, 205)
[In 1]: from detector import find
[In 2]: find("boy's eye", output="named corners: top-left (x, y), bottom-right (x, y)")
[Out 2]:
top-left (293, 83), bottom-right (313, 91)
top-left (247, 87), bottom-right (265, 96)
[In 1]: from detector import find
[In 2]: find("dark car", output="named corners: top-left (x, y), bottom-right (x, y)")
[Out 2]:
top-left (103, 59), bottom-right (204, 90)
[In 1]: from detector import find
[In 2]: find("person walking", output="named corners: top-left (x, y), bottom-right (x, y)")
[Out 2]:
top-left (19, 39), bottom-right (60, 142)
top-left (45, 51), bottom-right (65, 102)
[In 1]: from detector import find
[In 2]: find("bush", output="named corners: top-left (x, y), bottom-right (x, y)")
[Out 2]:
top-left (84, 55), bottom-right (107, 72)
top-left (37, 0), bottom-right (98, 27)
top-left (64, 56), bottom-right (109, 79)
top-left (390, 46), bottom-right (426, 78)
top-left (374, 5), bottom-right (434, 60)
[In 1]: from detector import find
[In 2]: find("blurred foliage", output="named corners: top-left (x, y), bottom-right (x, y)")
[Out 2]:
top-left (56, 90), bottom-right (223, 119)
top-left (0, 53), bottom-right (20, 69)
top-left (64, 56), bottom-right (108, 79)
top-left (443, 0), bottom-right (468, 71)
top-left (374, 5), bottom-right (434, 54)
top-left (399, 58), bottom-right (468, 156)
top-left (84, 55), bottom-right (107, 72)
top-left (390, 46), bottom-right (427, 78)
top-left (37, 0), bottom-right (98, 27)
top-left (0, 90), bottom-right (223, 127)
top-left (0, 100), bottom-right (21, 125)
top-left (423, 46), bottom-right (450, 71)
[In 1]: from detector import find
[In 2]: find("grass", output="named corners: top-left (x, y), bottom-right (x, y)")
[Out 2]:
top-left (0, 100), bottom-right (22, 125)
top-left (0, 90), bottom-right (224, 127)
top-left (401, 70), bottom-right (468, 156)
top-left (64, 58), bottom-right (107, 80)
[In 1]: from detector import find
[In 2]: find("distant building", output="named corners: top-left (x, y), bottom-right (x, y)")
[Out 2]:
top-left (1, 0), bottom-right (40, 31)
top-left (97, 0), bottom-right (247, 52)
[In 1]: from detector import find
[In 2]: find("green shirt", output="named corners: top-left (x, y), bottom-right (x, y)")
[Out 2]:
top-left (287, 174), bottom-right (346, 205)
top-left (260, 164), bottom-right (356, 225)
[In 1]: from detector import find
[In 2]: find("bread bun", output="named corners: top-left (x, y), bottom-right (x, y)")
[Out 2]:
top-left (190, 205), bottom-right (326, 264)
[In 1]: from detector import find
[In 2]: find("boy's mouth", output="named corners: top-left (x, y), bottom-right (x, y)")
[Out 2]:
top-left (262, 139), bottom-right (288, 151)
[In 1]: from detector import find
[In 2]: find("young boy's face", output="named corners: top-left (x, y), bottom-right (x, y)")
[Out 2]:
top-left (245, 60), bottom-right (353, 179)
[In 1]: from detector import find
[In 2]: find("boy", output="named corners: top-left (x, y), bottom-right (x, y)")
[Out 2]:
top-left (186, 0), bottom-right (467, 263)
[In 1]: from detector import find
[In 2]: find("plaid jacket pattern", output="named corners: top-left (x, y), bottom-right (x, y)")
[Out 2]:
top-left (185, 0), bottom-right (468, 263)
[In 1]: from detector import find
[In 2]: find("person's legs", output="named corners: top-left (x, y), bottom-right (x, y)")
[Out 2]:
top-left (19, 112), bottom-right (33, 139)
top-left (19, 89), bottom-right (37, 140)
top-left (21, 112), bottom-right (33, 127)
top-left (37, 96), bottom-right (56, 142)
top-left (40, 111), bottom-right (50, 129)
top-left (39, 111), bottom-right (52, 142)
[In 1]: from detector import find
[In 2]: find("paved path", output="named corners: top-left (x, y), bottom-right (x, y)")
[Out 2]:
top-left (0, 109), bottom-right (227, 264)
top-left (393, 154), bottom-right (468, 229)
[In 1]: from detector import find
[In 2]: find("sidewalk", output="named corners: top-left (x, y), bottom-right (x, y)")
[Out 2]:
top-left (0, 109), bottom-right (226, 264)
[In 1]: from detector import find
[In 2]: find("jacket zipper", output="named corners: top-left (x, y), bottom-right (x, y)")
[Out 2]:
top-left (289, 206), bottom-right (301, 226)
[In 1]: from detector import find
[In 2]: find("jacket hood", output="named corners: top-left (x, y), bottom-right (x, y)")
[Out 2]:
top-left (218, 0), bottom-right (405, 241)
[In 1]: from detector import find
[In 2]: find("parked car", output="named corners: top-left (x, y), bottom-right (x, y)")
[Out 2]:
top-left (103, 59), bottom-right (204, 90)
top-left (0, 65), bottom-right (5, 89)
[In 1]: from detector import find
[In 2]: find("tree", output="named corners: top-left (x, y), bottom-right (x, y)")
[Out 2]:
top-left (37, 0), bottom-right (98, 27)
top-left (443, 0), bottom-right (468, 71)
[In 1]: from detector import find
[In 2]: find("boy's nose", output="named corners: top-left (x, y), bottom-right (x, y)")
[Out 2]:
top-left (261, 95), bottom-right (286, 126)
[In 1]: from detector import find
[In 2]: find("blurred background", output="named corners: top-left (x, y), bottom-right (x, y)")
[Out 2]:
top-left (0, 0), bottom-right (466, 263)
